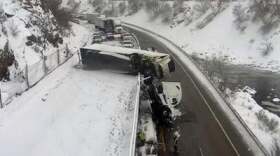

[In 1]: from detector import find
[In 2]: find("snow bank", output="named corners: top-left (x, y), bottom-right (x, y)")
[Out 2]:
top-left (228, 90), bottom-right (280, 152)
top-left (0, 54), bottom-right (138, 156)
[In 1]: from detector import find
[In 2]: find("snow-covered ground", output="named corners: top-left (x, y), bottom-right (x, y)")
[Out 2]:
top-left (0, 54), bottom-right (139, 156)
top-left (228, 90), bottom-right (280, 152)
top-left (123, 2), bottom-right (280, 73)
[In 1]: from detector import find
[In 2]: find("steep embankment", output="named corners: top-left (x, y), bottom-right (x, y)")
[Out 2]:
top-left (124, 2), bottom-right (280, 72)
top-left (0, 0), bottom-right (92, 105)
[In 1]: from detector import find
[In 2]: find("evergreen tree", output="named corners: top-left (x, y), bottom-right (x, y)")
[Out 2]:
top-left (0, 40), bottom-right (15, 80)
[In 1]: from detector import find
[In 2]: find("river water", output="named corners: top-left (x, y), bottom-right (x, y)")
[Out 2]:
top-left (193, 57), bottom-right (280, 116)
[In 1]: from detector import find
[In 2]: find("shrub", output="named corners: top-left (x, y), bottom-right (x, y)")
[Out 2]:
top-left (89, 0), bottom-right (104, 8)
top-left (145, 0), bottom-right (161, 18)
top-left (0, 3), bottom-right (7, 24)
top-left (173, 0), bottom-right (185, 16)
top-left (40, 0), bottom-right (77, 29)
top-left (64, 44), bottom-right (71, 58)
top-left (119, 2), bottom-right (126, 15)
top-left (193, 1), bottom-right (210, 19)
top-left (128, 0), bottom-right (142, 14)
top-left (202, 53), bottom-right (230, 91)
top-left (9, 20), bottom-right (20, 37)
top-left (52, 8), bottom-right (74, 28)
top-left (26, 34), bottom-right (43, 46)
top-left (47, 33), bottom-right (63, 47)
top-left (160, 3), bottom-right (173, 24)
top-left (261, 20), bottom-right (278, 34)
top-left (184, 8), bottom-right (194, 26)
top-left (1, 24), bottom-right (7, 36)
top-left (0, 41), bottom-right (15, 80)
top-left (258, 41), bottom-right (274, 57)
top-left (256, 110), bottom-right (279, 131)
top-left (27, 34), bottom-right (37, 43)
top-left (271, 140), bottom-right (280, 156)
top-left (249, 0), bottom-right (280, 34)
top-left (233, 4), bottom-right (249, 32)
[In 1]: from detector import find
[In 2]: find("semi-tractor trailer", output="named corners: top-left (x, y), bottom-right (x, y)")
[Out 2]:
top-left (80, 43), bottom-right (175, 79)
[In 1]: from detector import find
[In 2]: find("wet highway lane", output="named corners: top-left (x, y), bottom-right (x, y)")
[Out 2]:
top-left (125, 27), bottom-right (258, 156)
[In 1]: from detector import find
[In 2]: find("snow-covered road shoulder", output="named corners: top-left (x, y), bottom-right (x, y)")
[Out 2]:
top-left (0, 55), bottom-right (138, 156)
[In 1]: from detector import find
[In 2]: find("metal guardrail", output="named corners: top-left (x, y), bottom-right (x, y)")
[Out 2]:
top-left (123, 22), bottom-right (269, 156)
top-left (129, 73), bottom-right (141, 156)
top-left (130, 32), bottom-right (141, 49)
top-left (126, 29), bottom-right (142, 156)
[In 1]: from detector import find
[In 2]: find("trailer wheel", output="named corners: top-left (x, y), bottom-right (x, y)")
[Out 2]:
top-left (168, 58), bottom-right (176, 72)
top-left (157, 84), bottom-right (163, 94)
top-left (158, 65), bottom-right (164, 79)
top-left (130, 53), bottom-right (141, 72)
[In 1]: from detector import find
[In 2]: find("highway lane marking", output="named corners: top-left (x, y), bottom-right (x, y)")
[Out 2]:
top-left (160, 127), bottom-right (167, 152)
top-left (129, 28), bottom-right (240, 156)
top-left (199, 147), bottom-right (204, 156)
top-left (158, 41), bottom-right (241, 156)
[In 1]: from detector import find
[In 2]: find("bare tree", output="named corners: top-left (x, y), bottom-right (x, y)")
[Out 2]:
top-left (258, 41), bottom-right (274, 57)
top-left (173, 0), bottom-right (184, 16)
top-left (144, 0), bottom-right (161, 18)
top-left (271, 139), bottom-right (280, 156)
top-left (40, 0), bottom-right (78, 29)
top-left (233, 4), bottom-right (249, 32)
top-left (0, 41), bottom-right (15, 80)
top-left (242, 0), bottom-right (280, 33)
top-left (160, 3), bottom-right (173, 24)
top-left (128, 0), bottom-right (142, 14)
top-left (119, 2), bottom-right (126, 15)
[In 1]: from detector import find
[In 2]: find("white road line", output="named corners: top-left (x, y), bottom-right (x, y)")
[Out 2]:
top-left (163, 46), bottom-right (241, 156)
top-left (199, 147), bottom-right (205, 156)
top-left (135, 30), bottom-right (240, 155)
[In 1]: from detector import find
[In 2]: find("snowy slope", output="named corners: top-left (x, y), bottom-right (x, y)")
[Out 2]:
top-left (0, 0), bottom-right (94, 106)
top-left (123, 2), bottom-right (280, 72)
top-left (228, 90), bottom-right (280, 152)
top-left (0, 54), bottom-right (138, 156)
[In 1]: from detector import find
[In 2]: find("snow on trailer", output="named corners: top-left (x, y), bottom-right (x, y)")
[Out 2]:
top-left (81, 43), bottom-right (169, 58)
top-left (0, 55), bottom-right (140, 156)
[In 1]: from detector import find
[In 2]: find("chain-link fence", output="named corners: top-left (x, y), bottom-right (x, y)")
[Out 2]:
top-left (0, 49), bottom-right (76, 108)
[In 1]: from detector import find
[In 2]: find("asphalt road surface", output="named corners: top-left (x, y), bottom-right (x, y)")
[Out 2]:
top-left (125, 27), bottom-right (259, 156)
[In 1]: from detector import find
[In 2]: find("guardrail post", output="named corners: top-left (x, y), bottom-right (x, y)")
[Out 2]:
top-left (40, 50), bottom-right (48, 75)
top-left (0, 87), bottom-right (3, 109)
top-left (129, 73), bottom-right (141, 156)
top-left (77, 50), bottom-right (82, 64)
top-left (25, 63), bottom-right (30, 89)
top-left (57, 49), bottom-right (60, 65)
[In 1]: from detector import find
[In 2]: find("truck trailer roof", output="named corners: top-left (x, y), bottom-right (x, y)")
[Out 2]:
top-left (81, 44), bottom-right (169, 58)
